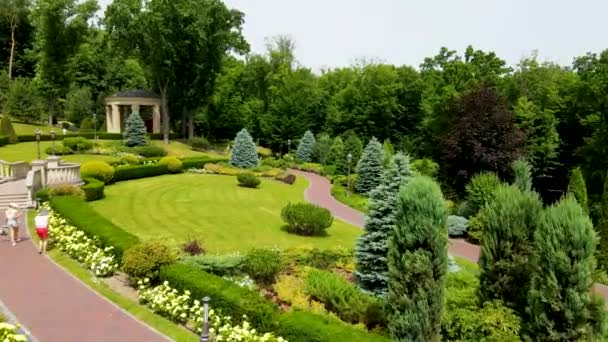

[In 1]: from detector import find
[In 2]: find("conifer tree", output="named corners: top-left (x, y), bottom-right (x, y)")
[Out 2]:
top-left (123, 111), bottom-right (147, 147)
top-left (511, 158), bottom-right (533, 192)
top-left (388, 175), bottom-right (447, 341)
top-left (230, 128), bottom-right (259, 168)
top-left (329, 136), bottom-right (345, 172)
top-left (341, 132), bottom-right (363, 173)
top-left (383, 138), bottom-right (394, 167)
top-left (313, 133), bottom-right (332, 164)
top-left (0, 115), bottom-right (18, 143)
top-left (567, 167), bottom-right (588, 214)
top-left (477, 185), bottom-right (542, 312)
top-left (355, 137), bottom-right (384, 193)
top-left (355, 153), bottom-right (413, 296)
top-left (523, 197), bottom-right (606, 340)
top-left (295, 130), bottom-right (315, 162)
top-left (598, 172), bottom-right (608, 271)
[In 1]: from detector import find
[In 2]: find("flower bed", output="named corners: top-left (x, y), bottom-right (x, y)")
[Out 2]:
top-left (0, 322), bottom-right (27, 342)
top-left (137, 279), bottom-right (286, 341)
top-left (48, 208), bottom-right (118, 277)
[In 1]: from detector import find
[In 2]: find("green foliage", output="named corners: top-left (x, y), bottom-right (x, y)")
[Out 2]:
top-left (477, 185), bottom-right (542, 313)
top-left (123, 112), bottom-right (147, 147)
top-left (465, 172), bottom-right (501, 216)
top-left (44, 145), bottom-right (73, 155)
top-left (523, 197), bottom-right (606, 341)
top-left (331, 182), bottom-right (368, 213)
top-left (112, 164), bottom-right (169, 182)
top-left (567, 167), bottom-right (588, 214)
top-left (80, 177), bottom-right (104, 201)
top-left (411, 158), bottom-right (439, 178)
top-left (158, 156), bottom-right (182, 173)
top-left (313, 133), bottom-right (332, 164)
top-left (329, 136), bottom-right (345, 172)
top-left (159, 263), bottom-right (279, 332)
top-left (0, 115), bottom-right (17, 143)
top-left (62, 136), bottom-right (93, 152)
top-left (388, 175), bottom-right (447, 341)
top-left (284, 247), bottom-right (352, 270)
top-left (0, 135), bottom-right (9, 147)
top-left (355, 137), bottom-right (384, 194)
top-left (598, 172), bottom-right (608, 271)
top-left (511, 158), bottom-right (533, 192)
top-left (190, 136), bottom-right (210, 150)
top-left (182, 254), bottom-right (244, 277)
top-left (79, 117), bottom-right (92, 130)
top-left (341, 132), bottom-right (363, 172)
top-left (281, 202), bottom-right (334, 236)
top-left (243, 248), bottom-right (283, 285)
top-left (447, 215), bottom-right (468, 237)
top-left (132, 145), bottom-right (167, 157)
top-left (355, 153), bottom-right (412, 296)
top-left (296, 130), bottom-right (316, 162)
top-left (49, 196), bottom-right (140, 260)
top-left (382, 139), bottom-right (394, 167)
top-left (304, 267), bottom-right (376, 325)
top-left (122, 241), bottom-right (176, 281)
top-left (48, 184), bottom-right (85, 199)
top-left (64, 86), bottom-right (93, 124)
top-left (237, 172), bottom-right (261, 188)
top-left (80, 160), bottom-right (114, 184)
top-left (275, 172), bottom-right (296, 185)
top-left (230, 128), bottom-right (259, 168)
top-left (3, 78), bottom-right (44, 124)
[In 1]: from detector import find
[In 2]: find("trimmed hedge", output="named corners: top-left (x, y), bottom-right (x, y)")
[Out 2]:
top-left (277, 311), bottom-right (391, 342)
top-left (14, 132), bottom-right (177, 143)
top-left (49, 196), bottom-right (139, 260)
top-left (81, 177), bottom-right (105, 201)
top-left (112, 164), bottom-right (170, 182)
top-left (159, 263), bottom-right (280, 331)
top-left (181, 156), bottom-right (228, 169)
top-left (0, 135), bottom-right (9, 147)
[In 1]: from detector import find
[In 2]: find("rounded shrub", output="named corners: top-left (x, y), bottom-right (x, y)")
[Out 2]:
top-left (237, 172), bottom-right (261, 188)
top-left (190, 136), bottom-right (210, 151)
top-left (63, 137), bottom-right (93, 152)
top-left (158, 156), bottom-right (183, 173)
top-left (275, 172), bottom-right (296, 185)
top-left (81, 161), bottom-right (115, 184)
top-left (133, 145), bottom-right (167, 157)
top-left (81, 177), bottom-right (105, 201)
top-left (465, 171), bottom-right (501, 215)
top-left (122, 241), bottom-right (177, 281)
top-left (44, 145), bottom-right (74, 155)
top-left (243, 248), bottom-right (283, 286)
top-left (48, 184), bottom-right (86, 199)
top-left (447, 215), bottom-right (468, 237)
top-left (281, 203), bottom-right (333, 236)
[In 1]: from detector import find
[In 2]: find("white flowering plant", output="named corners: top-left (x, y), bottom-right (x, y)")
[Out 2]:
top-left (137, 279), bottom-right (286, 341)
top-left (0, 322), bottom-right (27, 342)
top-left (48, 208), bottom-right (118, 277)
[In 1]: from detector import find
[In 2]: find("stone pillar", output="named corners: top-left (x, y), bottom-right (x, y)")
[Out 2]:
top-left (31, 160), bottom-right (48, 187)
top-left (47, 156), bottom-right (61, 169)
top-left (105, 105), bottom-right (112, 132)
top-left (131, 104), bottom-right (140, 114)
top-left (110, 104), bottom-right (120, 133)
top-left (152, 105), bottom-right (161, 134)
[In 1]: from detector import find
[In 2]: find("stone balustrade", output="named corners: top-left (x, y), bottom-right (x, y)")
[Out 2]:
top-left (46, 163), bottom-right (82, 186)
top-left (0, 160), bottom-right (31, 181)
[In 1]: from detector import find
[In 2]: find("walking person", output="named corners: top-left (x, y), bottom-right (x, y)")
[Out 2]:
top-left (5, 203), bottom-right (23, 246)
top-left (35, 208), bottom-right (50, 254)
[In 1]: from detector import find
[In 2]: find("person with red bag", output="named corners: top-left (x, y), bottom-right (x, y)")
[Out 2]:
top-left (34, 208), bottom-right (50, 254)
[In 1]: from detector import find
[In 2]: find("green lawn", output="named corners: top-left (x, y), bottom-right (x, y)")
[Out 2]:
top-left (0, 141), bottom-right (118, 163)
top-left (150, 140), bottom-right (225, 159)
top-left (12, 122), bottom-right (53, 135)
top-left (90, 174), bottom-right (362, 252)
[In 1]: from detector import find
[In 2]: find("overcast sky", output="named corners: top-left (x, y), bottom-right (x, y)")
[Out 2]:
top-left (98, 0), bottom-right (608, 71)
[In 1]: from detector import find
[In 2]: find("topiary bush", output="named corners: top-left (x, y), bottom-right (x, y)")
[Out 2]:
top-left (62, 137), bottom-right (93, 152)
top-left (243, 248), bottom-right (283, 286)
top-left (237, 172), bottom-right (261, 188)
top-left (48, 184), bottom-right (86, 199)
top-left (0, 115), bottom-right (17, 143)
top-left (80, 161), bottom-right (114, 184)
top-left (123, 112), bottom-right (147, 147)
top-left (158, 156), bottom-right (183, 173)
top-left (190, 136), bottom-right (210, 151)
top-left (133, 145), bottom-right (167, 157)
top-left (447, 215), bottom-right (468, 237)
top-left (44, 145), bottom-right (74, 155)
top-left (230, 128), bottom-right (259, 168)
top-left (281, 203), bottom-right (333, 236)
top-left (465, 171), bottom-right (501, 216)
top-left (122, 241), bottom-right (177, 282)
top-left (80, 177), bottom-right (105, 201)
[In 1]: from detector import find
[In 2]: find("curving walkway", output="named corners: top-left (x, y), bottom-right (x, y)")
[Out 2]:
top-left (0, 211), bottom-right (170, 342)
top-left (291, 169), bottom-right (608, 300)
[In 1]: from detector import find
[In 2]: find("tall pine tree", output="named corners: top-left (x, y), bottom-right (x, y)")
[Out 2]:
top-left (355, 137), bottom-right (384, 194)
top-left (523, 197), bottom-right (606, 340)
top-left (388, 175), bottom-right (447, 341)
top-left (341, 132), bottom-right (363, 173)
top-left (313, 133), bottom-right (332, 164)
top-left (230, 128), bottom-right (258, 168)
top-left (295, 130), bottom-right (315, 162)
top-left (567, 167), bottom-right (588, 215)
top-left (511, 158), bottom-right (533, 192)
top-left (329, 136), bottom-right (345, 173)
top-left (123, 111), bottom-right (147, 147)
top-left (598, 171), bottom-right (608, 271)
top-left (355, 153), bottom-right (413, 296)
top-left (477, 185), bottom-right (542, 312)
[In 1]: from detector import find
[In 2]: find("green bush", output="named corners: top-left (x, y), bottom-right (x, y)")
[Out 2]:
top-left (49, 196), bottom-right (139, 260)
top-left (63, 137), bottom-right (93, 152)
top-left (158, 156), bottom-right (183, 173)
top-left (44, 145), bottom-right (74, 155)
top-left (281, 203), bottom-right (333, 236)
top-left (48, 184), bottom-right (85, 199)
top-left (284, 248), bottom-right (352, 270)
top-left (182, 254), bottom-right (244, 276)
top-left (122, 241), bottom-right (176, 281)
top-left (275, 172), bottom-right (296, 185)
top-left (159, 263), bottom-right (280, 331)
top-left (112, 164), bottom-right (169, 182)
top-left (133, 145), bottom-right (167, 157)
top-left (36, 188), bottom-right (50, 202)
top-left (81, 161), bottom-right (114, 184)
top-left (118, 154), bottom-right (141, 166)
top-left (447, 215), bottom-right (468, 237)
top-left (411, 158), bottom-right (439, 178)
top-left (0, 115), bottom-right (17, 143)
top-left (237, 172), bottom-right (261, 188)
top-left (0, 135), bottom-right (9, 147)
top-left (190, 136), bottom-right (210, 150)
top-left (80, 117), bottom-right (93, 130)
top-left (81, 177), bottom-right (104, 201)
top-left (465, 172), bottom-right (501, 216)
top-left (244, 248), bottom-right (283, 285)
top-left (180, 156), bottom-right (228, 169)
top-left (262, 157), bottom-right (291, 169)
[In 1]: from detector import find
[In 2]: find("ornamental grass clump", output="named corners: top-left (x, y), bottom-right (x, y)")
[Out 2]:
top-left (281, 203), bottom-right (333, 236)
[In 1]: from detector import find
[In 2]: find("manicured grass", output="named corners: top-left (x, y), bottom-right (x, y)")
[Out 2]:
top-left (331, 184), bottom-right (369, 213)
top-left (12, 122), bottom-right (54, 135)
top-left (26, 211), bottom-right (198, 342)
top-left (0, 141), bottom-right (117, 163)
top-left (150, 140), bottom-right (224, 159)
top-left (90, 174), bottom-right (362, 252)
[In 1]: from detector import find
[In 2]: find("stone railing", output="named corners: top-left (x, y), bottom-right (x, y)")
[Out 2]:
top-left (47, 162), bottom-right (82, 186)
top-left (25, 168), bottom-right (43, 206)
top-left (0, 160), bottom-right (31, 181)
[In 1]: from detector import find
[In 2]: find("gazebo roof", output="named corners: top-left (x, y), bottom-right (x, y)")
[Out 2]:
top-left (109, 89), bottom-right (160, 99)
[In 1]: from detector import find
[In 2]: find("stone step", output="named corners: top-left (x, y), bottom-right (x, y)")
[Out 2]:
top-left (0, 193), bottom-right (30, 210)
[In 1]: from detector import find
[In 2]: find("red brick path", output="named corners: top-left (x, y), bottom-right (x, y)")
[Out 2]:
top-left (291, 169), bottom-right (608, 300)
top-left (0, 212), bottom-right (169, 342)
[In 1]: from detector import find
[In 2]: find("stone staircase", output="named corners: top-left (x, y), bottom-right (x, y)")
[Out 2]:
top-left (0, 180), bottom-right (30, 210)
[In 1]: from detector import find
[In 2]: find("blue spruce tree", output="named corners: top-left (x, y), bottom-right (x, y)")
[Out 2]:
top-left (355, 153), bottom-right (413, 296)
top-left (230, 128), bottom-right (259, 168)
top-left (355, 137), bottom-right (384, 193)
top-left (123, 111), bottom-right (147, 147)
top-left (296, 130), bottom-right (316, 162)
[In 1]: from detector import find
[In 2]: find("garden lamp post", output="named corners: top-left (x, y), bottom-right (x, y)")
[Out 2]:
top-left (50, 128), bottom-right (56, 156)
top-left (200, 296), bottom-right (211, 342)
top-left (93, 113), bottom-right (97, 141)
top-left (35, 129), bottom-right (41, 160)
top-left (347, 153), bottom-right (352, 197)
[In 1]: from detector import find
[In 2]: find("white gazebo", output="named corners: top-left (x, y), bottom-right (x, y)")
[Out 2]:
top-left (104, 90), bottom-right (162, 134)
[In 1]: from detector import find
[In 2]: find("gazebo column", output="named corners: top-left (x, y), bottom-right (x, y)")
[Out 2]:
top-left (105, 105), bottom-right (112, 132)
top-left (152, 105), bottom-right (161, 134)
top-left (110, 104), bottom-right (121, 133)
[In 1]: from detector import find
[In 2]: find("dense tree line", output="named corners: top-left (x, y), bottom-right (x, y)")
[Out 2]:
top-left (2, 0), bottom-right (608, 207)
